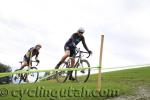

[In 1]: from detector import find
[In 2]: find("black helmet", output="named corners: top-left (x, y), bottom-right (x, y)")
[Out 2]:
top-left (35, 44), bottom-right (42, 48)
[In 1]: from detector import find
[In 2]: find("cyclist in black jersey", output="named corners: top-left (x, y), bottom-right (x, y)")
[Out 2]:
top-left (56, 28), bottom-right (92, 81)
top-left (19, 44), bottom-right (42, 70)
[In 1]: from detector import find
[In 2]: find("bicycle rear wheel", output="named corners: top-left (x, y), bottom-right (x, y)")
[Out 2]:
top-left (75, 60), bottom-right (90, 83)
top-left (12, 69), bottom-right (22, 84)
top-left (55, 62), bottom-right (69, 83)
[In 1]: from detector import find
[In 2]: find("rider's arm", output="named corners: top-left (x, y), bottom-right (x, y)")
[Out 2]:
top-left (81, 36), bottom-right (90, 52)
top-left (35, 52), bottom-right (39, 61)
top-left (35, 52), bottom-right (40, 63)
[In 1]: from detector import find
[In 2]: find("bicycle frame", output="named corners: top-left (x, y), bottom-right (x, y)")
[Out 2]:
top-left (67, 48), bottom-right (89, 68)
top-left (19, 61), bottom-right (39, 67)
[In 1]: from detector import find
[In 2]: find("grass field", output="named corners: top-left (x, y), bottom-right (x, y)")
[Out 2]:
top-left (0, 66), bottom-right (150, 100)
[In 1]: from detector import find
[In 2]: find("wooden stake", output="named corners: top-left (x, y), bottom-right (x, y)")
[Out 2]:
top-left (97, 35), bottom-right (104, 91)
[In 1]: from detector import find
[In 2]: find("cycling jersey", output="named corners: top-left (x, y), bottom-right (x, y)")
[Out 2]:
top-left (24, 47), bottom-right (39, 64)
top-left (64, 33), bottom-right (89, 57)
top-left (65, 33), bottom-right (84, 47)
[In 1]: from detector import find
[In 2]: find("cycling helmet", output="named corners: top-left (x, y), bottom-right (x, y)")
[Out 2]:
top-left (35, 44), bottom-right (42, 48)
top-left (77, 27), bottom-right (85, 33)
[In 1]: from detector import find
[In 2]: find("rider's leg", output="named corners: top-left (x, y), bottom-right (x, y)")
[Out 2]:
top-left (24, 61), bottom-right (33, 83)
top-left (56, 50), bottom-right (70, 68)
top-left (23, 61), bottom-right (31, 83)
top-left (68, 48), bottom-right (76, 80)
top-left (20, 57), bottom-right (30, 70)
top-left (68, 58), bottom-right (76, 80)
top-left (20, 61), bottom-right (28, 70)
top-left (71, 57), bottom-right (75, 68)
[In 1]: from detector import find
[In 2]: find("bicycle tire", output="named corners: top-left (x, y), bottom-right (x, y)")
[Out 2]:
top-left (75, 60), bottom-right (90, 83)
top-left (12, 69), bottom-right (22, 84)
top-left (55, 62), bottom-right (69, 83)
top-left (29, 67), bottom-right (39, 83)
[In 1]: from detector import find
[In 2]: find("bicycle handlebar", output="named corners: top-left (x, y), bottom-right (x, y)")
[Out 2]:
top-left (32, 61), bottom-right (39, 66)
top-left (19, 61), bottom-right (39, 66)
top-left (75, 47), bottom-right (91, 58)
top-left (80, 51), bottom-right (91, 58)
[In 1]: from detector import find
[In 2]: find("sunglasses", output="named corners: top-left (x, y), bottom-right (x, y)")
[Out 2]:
top-left (79, 32), bottom-right (84, 34)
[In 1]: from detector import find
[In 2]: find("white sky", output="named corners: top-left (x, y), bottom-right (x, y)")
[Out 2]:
top-left (0, 0), bottom-right (150, 71)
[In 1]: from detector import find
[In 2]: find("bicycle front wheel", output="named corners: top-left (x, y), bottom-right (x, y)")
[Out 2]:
top-left (75, 60), bottom-right (90, 83)
top-left (55, 62), bottom-right (69, 83)
top-left (27, 67), bottom-right (39, 83)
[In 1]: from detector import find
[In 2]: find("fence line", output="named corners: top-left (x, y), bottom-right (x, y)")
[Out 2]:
top-left (0, 64), bottom-right (150, 78)
top-left (0, 66), bottom-right (100, 78)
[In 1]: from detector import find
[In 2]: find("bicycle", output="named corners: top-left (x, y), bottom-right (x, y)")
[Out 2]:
top-left (13, 61), bottom-right (39, 84)
top-left (55, 48), bottom-right (91, 83)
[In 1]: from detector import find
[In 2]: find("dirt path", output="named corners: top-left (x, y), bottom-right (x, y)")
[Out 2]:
top-left (107, 86), bottom-right (150, 100)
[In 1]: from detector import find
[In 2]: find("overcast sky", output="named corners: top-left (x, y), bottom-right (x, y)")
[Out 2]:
top-left (0, 0), bottom-right (150, 71)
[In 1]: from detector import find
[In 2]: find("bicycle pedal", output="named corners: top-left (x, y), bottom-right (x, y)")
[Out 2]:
top-left (31, 74), bottom-right (34, 77)
top-left (81, 70), bottom-right (85, 73)
top-left (69, 77), bottom-right (76, 81)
